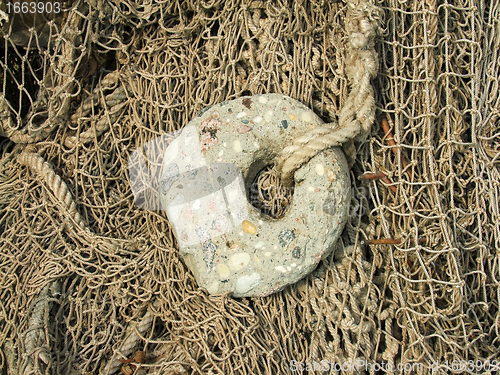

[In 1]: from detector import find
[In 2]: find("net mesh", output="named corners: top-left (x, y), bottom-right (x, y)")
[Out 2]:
top-left (0, 0), bottom-right (499, 374)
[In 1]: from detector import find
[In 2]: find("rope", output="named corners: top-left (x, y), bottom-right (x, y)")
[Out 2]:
top-left (18, 151), bottom-right (86, 229)
top-left (21, 280), bottom-right (61, 374)
top-left (64, 71), bottom-right (129, 149)
top-left (103, 301), bottom-right (159, 375)
top-left (273, 0), bottom-right (380, 186)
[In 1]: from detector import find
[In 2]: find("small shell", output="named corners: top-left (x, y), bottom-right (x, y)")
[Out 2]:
top-left (242, 220), bottom-right (257, 235)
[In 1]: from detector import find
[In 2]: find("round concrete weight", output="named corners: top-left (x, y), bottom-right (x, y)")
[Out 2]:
top-left (159, 94), bottom-right (350, 297)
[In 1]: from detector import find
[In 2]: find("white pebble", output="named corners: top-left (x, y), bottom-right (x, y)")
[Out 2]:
top-left (228, 253), bottom-right (250, 271)
top-left (218, 150), bottom-right (224, 157)
top-left (264, 252), bottom-right (271, 257)
top-left (235, 273), bottom-right (261, 294)
top-left (287, 266), bottom-right (292, 272)
top-left (301, 112), bottom-right (313, 122)
top-left (193, 199), bottom-right (201, 210)
top-left (253, 255), bottom-right (261, 266)
top-left (264, 110), bottom-right (273, 122)
top-left (253, 142), bottom-right (260, 149)
top-left (315, 164), bottom-right (324, 176)
top-left (237, 112), bottom-right (247, 118)
top-left (253, 116), bottom-right (263, 123)
top-left (207, 281), bottom-right (219, 294)
top-left (258, 96), bottom-right (267, 103)
top-left (255, 241), bottom-right (265, 249)
top-left (217, 264), bottom-right (230, 279)
top-left (275, 266), bottom-right (287, 273)
top-left (233, 140), bottom-right (242, 152)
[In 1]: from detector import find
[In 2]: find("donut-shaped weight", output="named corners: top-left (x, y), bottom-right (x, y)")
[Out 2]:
top-left (159, 94), bottom-right (350, 297)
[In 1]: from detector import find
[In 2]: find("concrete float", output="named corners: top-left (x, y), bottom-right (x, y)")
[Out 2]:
top-left (159, 94), bottom-right (350, 297)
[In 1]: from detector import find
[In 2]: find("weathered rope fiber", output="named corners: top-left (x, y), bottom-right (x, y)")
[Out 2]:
top-left (274, 0), bottom-right (380, 186)
top-left (103, 301), bottom-right (160, 375)
top-left (21, 280), bottom-right (61, 375)
top-left (18, 151), bottom-right (86, 229)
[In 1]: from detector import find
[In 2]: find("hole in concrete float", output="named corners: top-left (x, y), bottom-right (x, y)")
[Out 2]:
top-left (247, 165), bottom-right (294, 220)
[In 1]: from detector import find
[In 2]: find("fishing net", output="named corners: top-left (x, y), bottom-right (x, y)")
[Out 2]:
top-left (0, 0), bottom-right (499, 374)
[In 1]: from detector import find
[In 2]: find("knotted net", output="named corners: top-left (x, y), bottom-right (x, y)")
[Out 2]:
top-left (0, 0), bottom-right (499, 374)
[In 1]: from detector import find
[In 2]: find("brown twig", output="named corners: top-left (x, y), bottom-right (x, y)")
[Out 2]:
top-left (359, 172), bottom-right (398, 193)
top-left (358, 172), bottom-right (387, 180)
top-left (119, 350), bottom-right (146, 365)
top-left (382, 119), bottom-right (410, 174)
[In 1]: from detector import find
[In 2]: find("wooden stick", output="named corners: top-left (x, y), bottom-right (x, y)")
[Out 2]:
top-left (359, 172), bottom-right (398, 193)
top-left (359, 172), bottom-right (387, 180)
top-left (382, 119), bottom-right (410, 173)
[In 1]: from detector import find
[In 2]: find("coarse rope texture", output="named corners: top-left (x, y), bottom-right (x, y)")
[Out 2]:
top-left (274, 0), bottom-right (380, 186)
top-left (0, 1), bottom-right (499, 375)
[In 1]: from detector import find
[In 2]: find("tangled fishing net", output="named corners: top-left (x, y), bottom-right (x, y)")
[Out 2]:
top-left (0, 0), bottom-right (499, 374)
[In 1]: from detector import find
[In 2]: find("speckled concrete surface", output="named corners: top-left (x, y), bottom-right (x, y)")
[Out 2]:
top-left (159, 94), bottom-right (350, 297)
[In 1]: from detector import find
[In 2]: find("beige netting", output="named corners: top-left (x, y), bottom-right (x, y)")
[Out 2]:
top-left (0, 0), bottom-right (499, 374)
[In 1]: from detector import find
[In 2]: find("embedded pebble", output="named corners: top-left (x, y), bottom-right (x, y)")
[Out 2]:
top-left (322, 191), bottom-right (336, 216)
top-left (207, 281), bottom-right (219, 294)
top-left (237, 125), bottom-right (252, 134)
top-left (217, 264), bottom-right (231, 279)
top-left (236, 273), bottom-right (261, 294)
top-left (233, 140), bottom-right (242, 152)
top-left (301, 111), bottom-right (313, 122)
top-left (327, 168), bottom-right (336, 182)
top-left (316, 164), bottom-right (324, 176)
top-left (242, 98), bottom-right (252, 109)
top-left (253, 255), bottom-right (262, 266)
top-left (242, 220), bottom-right (257, 235)
top-left (264, 110), bottom-right (274, 122)
top-left (255, 241), bottom-right (265, 249)
top-left (159, 94), bottom-right (350, 297)
top-left (278, 228), bottom-right (295, 247)
top-left (228, 253), bottom-right (250, 271)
